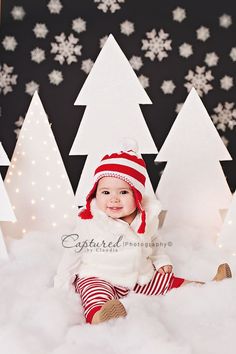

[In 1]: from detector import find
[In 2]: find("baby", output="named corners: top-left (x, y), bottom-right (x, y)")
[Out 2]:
top-left (54, 143), bottom-right (232, 324)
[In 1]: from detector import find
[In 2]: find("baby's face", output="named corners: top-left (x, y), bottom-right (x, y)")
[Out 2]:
top-left (95, 177), bottom-right (137, 224)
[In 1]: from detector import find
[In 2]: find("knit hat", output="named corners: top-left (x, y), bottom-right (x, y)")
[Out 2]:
top-left (79, 139), bottom-right (147, 233)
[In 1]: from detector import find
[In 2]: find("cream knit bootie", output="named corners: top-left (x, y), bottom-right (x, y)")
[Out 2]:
top-left (92, 299), bottom-right (127, 324)
top-left (212, 263), bottom-right (232, 281)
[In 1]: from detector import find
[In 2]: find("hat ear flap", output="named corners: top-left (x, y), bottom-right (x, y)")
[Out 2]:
top-left (78, 181), bottom-right (98, 220)
top-left (132, 187), bottom-right (146, 234)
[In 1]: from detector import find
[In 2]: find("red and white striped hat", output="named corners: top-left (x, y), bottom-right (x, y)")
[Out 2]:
top-left (79, 139), bottom-right (147, 233)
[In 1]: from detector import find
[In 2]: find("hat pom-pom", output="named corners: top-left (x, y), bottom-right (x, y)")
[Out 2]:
top-left (120, 137), bottom-right (139, 153)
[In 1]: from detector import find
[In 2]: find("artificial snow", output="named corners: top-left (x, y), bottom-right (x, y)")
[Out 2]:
top-left (0, 225), bottom-right (235, 354)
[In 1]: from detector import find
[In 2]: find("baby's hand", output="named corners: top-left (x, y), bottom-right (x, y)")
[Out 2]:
top-left (157, 265), bottom-right (173, 274)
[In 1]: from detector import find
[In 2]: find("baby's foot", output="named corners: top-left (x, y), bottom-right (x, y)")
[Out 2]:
top-left (92, 299), bottom-right (127, 324)
top-left (212, 263), bottom-right (232, 281)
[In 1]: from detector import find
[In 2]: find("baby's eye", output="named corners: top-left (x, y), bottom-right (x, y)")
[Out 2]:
top-left (120, 190), bottom-right (129, 194)
top-left (102, 191), bottom-right (110, 195)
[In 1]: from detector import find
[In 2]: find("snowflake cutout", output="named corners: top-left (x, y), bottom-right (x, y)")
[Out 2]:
top-left (100, 36), bottom-right (109, 48)
top-left (47, 0), bottom-right (63, 14)
top-left (33, 24), bottom-right (48, 38)
top-left (196, 26), bottom-right (210, 41)
top-left (129, 56), bottom-right (143, 71)
top-left (179, 43), bottom-right (193, 58)
top-left (176, 103), bottom-right (183, 114)
top-left (184, 66), bottom-right (213, 97)
top-left (141, 29), bottom-right (172, 61)
top-left (204, 52), bottom-right (219, 67)
top-left (94, 0), bottom-right (125, 13)
top-left (161, 80), bottom-right (176, 94)
top-left (229, 48), bottom-right (236, 61)
top-left (212, 102), bottom-right (236, 131)
top-left (31, 48), bottom-right (45, 64)
top-left (25, 81), bottom-right (39, 96)
top-left (72, 18), bottom-right (86, 33)
top-left (51, 33), bottom-right (82, 65)
top-left (48, 70), bottom-right (63, 85)
top-left (120, 21), bottom-right (135, 36)
top-left (11, 6), bottom-right (25, 20)
top-left (2, 36), bottom-right (18, 51)
top-left (81, 59), bottom-right (94, 74)
top-left (220, 76), bottom-right (233, 90)
top-left (221, 136), bottom-right (229, 146)
top-left (14, 116), bottom-right (24, 139)
top-left (0, 64), bottom-right (17, 95)
top-left (219, 14), bottom-right (232, 28)
top-left (139, 75), bottom-right (149, 89)
top-left (172, 7), bottom-right (186, 22)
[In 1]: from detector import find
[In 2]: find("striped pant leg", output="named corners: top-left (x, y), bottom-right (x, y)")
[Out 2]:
top-left (133, 271), bottom-right (176, 296)
top-left (74, 276), bottom-right (129, 323)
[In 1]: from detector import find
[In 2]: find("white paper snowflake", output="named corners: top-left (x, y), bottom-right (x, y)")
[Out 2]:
top-left (172, 7), bottom-right (186, 22)
top-left (212, 102), bottom-right (236, 131)
top-left (129, 56), bottom-right (143, 71)
top-left (51, 33), bottom-right (82, 65)
top-left (176, 103), bottom-right (183, 114)
top-left (229, 47), bottom-right (236, 61)
top-left (25, 81), bottom-right (39, 96)
top-left (31, 48), bottom-right (45, 64)
top-left (179, 43), bottom-right (193, 58)
top-left (138, 75), bottom-right (149, 89)
top-left (2, 36), bottom-right (18, 51)
top-left (221, 136), bottom-right (229, 146)
top-left (81, 59), bottom-right (94, 74)
top-left (219, 14), bottom-right (232, 28)
top-left (72, 18), bottom-right (86, 33)
top-left (47, 0), bottom-right (63, 14)
top-left (204, 52), bottom-right (219, 67)
top-left (48, 70), bottom-right (63, 85)
top-left (94, 0), bottom-right (125, 13)
top-left (120, 21), bottom-right (135, 36)
top-left (141, 29), bottom-right (172, 61)
top-left (161, 80), bottom-right (176, 94)
top-left (0, 64), bottom-right (17, 95)
top-left (100, 36), bottom-right (109, 48)
top-left (33, 24), bottom-right (48, 38)
top-left (14, 116), bottom-right (24, 138)
top-left (184, 66), bottom-right (213, 97)
top-left (220, 76), bottom-right (233, 90)
top-left (196, 26), bottom-right (210, 41)
top-left (11, 6), bottom-right (25, 20)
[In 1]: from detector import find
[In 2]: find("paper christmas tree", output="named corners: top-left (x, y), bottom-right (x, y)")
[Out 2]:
top-left (155, 88), bottom-right (232, 236)
top-left (0, 143), bottom-right (16, 259)
top-left (217, 191), bottom-right (236, 254)
top-left (1, 92), bottom-right (77, 239)
top-left (70, 34), bottom-right (157, 205)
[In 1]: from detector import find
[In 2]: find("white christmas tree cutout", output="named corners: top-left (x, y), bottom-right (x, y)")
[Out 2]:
top-left (1, 92), bottom-right (77, 239)
top-left (155, 87), bottom-right (232, 237)
top-left (217, 190), bottom-right (236, 254)
top-left (0, 143), bottom-right (16, 259)
top-left (70, 34), bottom-right (157, 205)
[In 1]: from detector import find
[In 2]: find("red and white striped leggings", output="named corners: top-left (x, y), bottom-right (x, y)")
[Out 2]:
top-left (74, 271), bottom-right (184, 323)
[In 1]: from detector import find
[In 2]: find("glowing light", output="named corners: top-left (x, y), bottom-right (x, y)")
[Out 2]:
top-left (15, 188), bottom-right (19, 193)
top-left (31, 199), bottom-right (36, 204)
top-left (31, 216), bottom-right (36, 220)
top-left (6, 179), bottom-right (10, 183)
top-left (46, 171), bottom-right (50, 176)
top-left (47, 186), bottom-right (51, 191)
top-left (41, 197), bottom-right (45, 201)
top-left (17, 171), bottom-right (22, 176)
top-left (45, 156), bottom-right (50, 161)
top-left (218, 244), bottom-right (222, 248)
top-left (13, 158), bottom-right (17, 162)
top-left (9, 172), bottom-right (13, 176)
top-left (64, 214), bottom-right (68, 218)
top-left (228, 220), bottom-right (232, 225)
top-left (52, 222), bottom-right (57, 227)
top-left (232, 253), bottom-right (236, 257)
top-left (31, 160), bottom-right (36, 165)
top-left (31, 181), bottom-right (36, 186)
top-left (22, 229), bottom-right (26, 234)
top-left (50, 204), bottom-right (55, 208)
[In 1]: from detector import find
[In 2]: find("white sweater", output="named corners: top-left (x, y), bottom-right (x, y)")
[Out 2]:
top-left (54, 197), bottom-right (172, 290)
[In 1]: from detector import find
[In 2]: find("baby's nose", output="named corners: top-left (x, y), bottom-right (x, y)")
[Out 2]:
top-left (110, 194), bottom-right (120, 202)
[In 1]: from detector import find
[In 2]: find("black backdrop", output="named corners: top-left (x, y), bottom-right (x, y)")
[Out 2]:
top-left (1, 0), bottom-right (236, 195)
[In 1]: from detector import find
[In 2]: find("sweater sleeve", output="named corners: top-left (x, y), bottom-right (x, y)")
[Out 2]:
top-left (54, 249), bottom-right (81, 291)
